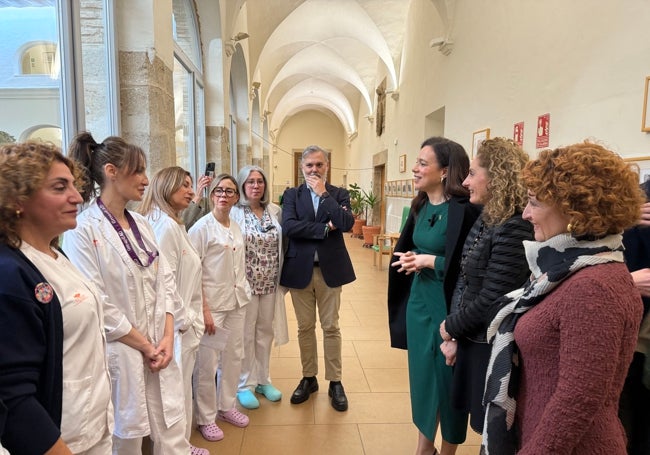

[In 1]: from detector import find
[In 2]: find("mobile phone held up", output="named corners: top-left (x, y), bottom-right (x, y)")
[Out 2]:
top-left (205, 162), bottom-right (216, 178)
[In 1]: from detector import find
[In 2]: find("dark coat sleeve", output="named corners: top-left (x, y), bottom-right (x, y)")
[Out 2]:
top-left (445, 215), bottom-right (533, 340)
top-left (0, 247), bottom-right (63, 454)
top-left (387, 211), bottom-right (416, 349)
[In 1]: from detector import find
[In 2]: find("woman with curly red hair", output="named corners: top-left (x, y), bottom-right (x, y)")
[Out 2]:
top-left (481, 142), bottom-right (645, 455)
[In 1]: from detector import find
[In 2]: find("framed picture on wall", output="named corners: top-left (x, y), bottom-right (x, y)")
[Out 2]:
top-left (642, 76), bottom-right (650, 132)
top-left (406, 179), bottom-right (413, 196)
top-left (625, 156), bottom-right (650, 183)
top-left (389, 181), bottom-right (396, 197)
top-left (472, 128), bottom-right (490, 157)
top-left (399, 154), bottom-right (407, 173)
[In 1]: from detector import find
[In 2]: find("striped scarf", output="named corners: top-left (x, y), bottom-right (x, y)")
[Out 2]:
top-left (480, 233), bottom-right (625, 455)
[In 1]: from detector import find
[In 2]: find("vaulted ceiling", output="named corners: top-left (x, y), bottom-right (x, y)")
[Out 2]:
top-left (229, 0), bottom-right (455, 135)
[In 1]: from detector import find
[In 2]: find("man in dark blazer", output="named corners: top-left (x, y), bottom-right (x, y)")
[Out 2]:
top-left (280, 145), bottom-right (355, 411)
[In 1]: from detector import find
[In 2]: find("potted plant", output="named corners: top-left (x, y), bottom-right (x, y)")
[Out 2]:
top-left (361, 189), bottom-right (380, 246)
top-left (348, 183), bottom-right (367, 237)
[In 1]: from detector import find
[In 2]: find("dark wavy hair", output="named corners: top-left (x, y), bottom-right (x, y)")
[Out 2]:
top-left (411, 136), bottom-right (470, 216)
top-left (0, 141), bottom-right (85, 247)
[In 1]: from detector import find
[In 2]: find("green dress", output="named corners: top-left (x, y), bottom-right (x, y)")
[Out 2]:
top-left (406, 201), bottom-right (467, 443)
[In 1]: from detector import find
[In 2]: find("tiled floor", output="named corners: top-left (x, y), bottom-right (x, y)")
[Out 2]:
top-left (189, 236), bottom-right (482, 455)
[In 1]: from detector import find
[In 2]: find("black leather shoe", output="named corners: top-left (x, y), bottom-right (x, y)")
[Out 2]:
top-left (328, 381), bottom-right (348, 412)
top-left (290, 376), bottom-right (318, 404)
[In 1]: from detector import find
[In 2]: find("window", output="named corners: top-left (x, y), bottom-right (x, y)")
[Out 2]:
top-left (21, 43), bottom-right (58, 75)
top-left (0, 1), bottom-right (66, 147)
top-left (172, 0), bottom-right (205, 179)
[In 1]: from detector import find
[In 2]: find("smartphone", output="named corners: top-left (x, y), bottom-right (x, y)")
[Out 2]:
top-left (204, 162), bottom-right (215, 178)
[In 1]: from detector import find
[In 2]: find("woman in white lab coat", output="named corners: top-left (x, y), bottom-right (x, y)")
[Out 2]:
top-left (137, 166), bottom-right (209, 455)
top-left (0, 141), bottom-right (112, 455)
top-left (61, 132), bottom-right (188, 455)
top-left (189, 174), bottom-right (251, 442)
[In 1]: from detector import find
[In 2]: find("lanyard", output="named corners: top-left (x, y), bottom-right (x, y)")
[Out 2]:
top-left (96, 198), bottom-right (158, 267)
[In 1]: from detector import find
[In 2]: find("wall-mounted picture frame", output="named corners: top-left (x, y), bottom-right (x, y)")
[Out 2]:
top-left (642, 76), bottom-right (650, 132)
top-left (472, 128), bottom-right (490, 157)
top-left (406, 179), bottom-right (413, 196)
top-left (395, 180), bottom-right (402, 197)
top-left (412, 179), bottom-right (417, 196)
top-left (625, 156), bottom-right (650, 183)
top-left (389, 180), bottom-right (396, 197)
top-left (399, 154), bottom-right (407, 173)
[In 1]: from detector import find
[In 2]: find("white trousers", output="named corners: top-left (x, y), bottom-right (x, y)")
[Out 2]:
top-left (181, 326), bottom-right (201, 441)
top-left (112, 369), bottom-right (188, 455)
top-left (239, 293), bottom-right (276, 390)
top-left (193, 306), bottom-right (245, 424)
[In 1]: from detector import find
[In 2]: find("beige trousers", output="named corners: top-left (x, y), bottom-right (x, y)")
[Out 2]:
top-left (289, 267), bottom-right (342, 381)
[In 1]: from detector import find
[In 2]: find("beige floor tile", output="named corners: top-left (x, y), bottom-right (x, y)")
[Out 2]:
top-left (240, 424), bottom-right (364, 455)
top-left (358, 423), bottom-right (418, 455)
top-left (352, 340), bottom-right (408, 369)
top-left (313, 392), bottom-right (412, 424)
top-left (364, 368), bottom-right (410, 393)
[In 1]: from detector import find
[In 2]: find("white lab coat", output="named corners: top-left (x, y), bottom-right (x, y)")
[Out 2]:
top-left (230, 203), bottom-right (289, 346)
top-left (21, 243), bottom-right (114, 453)
top-left (148, 207), bottom-right (204, 336)
top-left (61, 201), bottom-right (184, 439)
top-left (188, 213), bottom-right (250, 311)
top-left (147, 207), bottom-right (204, 442)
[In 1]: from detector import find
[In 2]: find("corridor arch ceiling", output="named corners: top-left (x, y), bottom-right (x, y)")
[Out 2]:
top-left (229, 0), bottom-right (455, 136)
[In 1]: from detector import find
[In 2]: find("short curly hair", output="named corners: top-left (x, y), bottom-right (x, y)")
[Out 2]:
top-left (0, 141), bottom-right (85, 248)
top-left (476, 138), bottom-right (528, 226)
top-left (521, 141), bottom-right (644, 238)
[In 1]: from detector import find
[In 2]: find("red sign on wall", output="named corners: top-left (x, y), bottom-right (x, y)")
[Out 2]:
top-left (536, 113), bottom-right (550, 149)
top-left (513, 122), bottom-right (524, 147)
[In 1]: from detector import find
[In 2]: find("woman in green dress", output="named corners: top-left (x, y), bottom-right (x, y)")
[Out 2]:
top-left (389, 137), bottom-right (480, 455)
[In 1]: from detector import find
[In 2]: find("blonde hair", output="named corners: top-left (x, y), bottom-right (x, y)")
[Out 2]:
top-left (137, 166), bottom-right (191, 223)
top-left (522, 141), bottom-right (645, 238)
top-left (0, 141), bottom-right (85, 247)
top-left (476, 138), bottom-right (528, 226)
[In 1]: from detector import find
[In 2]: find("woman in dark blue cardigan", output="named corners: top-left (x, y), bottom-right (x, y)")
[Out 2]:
top-left (0, 142), bottom-right (112, 454)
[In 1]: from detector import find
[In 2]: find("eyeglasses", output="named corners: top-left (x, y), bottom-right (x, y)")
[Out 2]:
top-left (213, 188), bottom-right (237, 198)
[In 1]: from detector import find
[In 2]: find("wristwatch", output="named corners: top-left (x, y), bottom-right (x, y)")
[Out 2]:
top-left (321, 191), bottom-right (330, 198)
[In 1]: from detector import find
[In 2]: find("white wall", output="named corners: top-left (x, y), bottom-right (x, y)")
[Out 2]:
top-left (363, 0), bottom-right (650, 229)
top-left (399, 0), bottom-right (650, 159)
top-left (271, 110), bottom-right (347, 199)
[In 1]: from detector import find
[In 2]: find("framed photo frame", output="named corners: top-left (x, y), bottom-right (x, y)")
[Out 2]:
top-left (412, 179), bottom-right (417, 196)
top-left (472, 128), bottom-right (491, 157)
top-left (395, 180), bottom-right (402, 197)
top-left (399, 154), bottom-right (407, 173)
top-left (642, 76), bottom-right (650, 132)
top-left (389, 181), bottom-right (396, 197)
top-left (406, 179), bottom-right (413, 196)
top-left (625, 156), bottom-right (650, 183)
